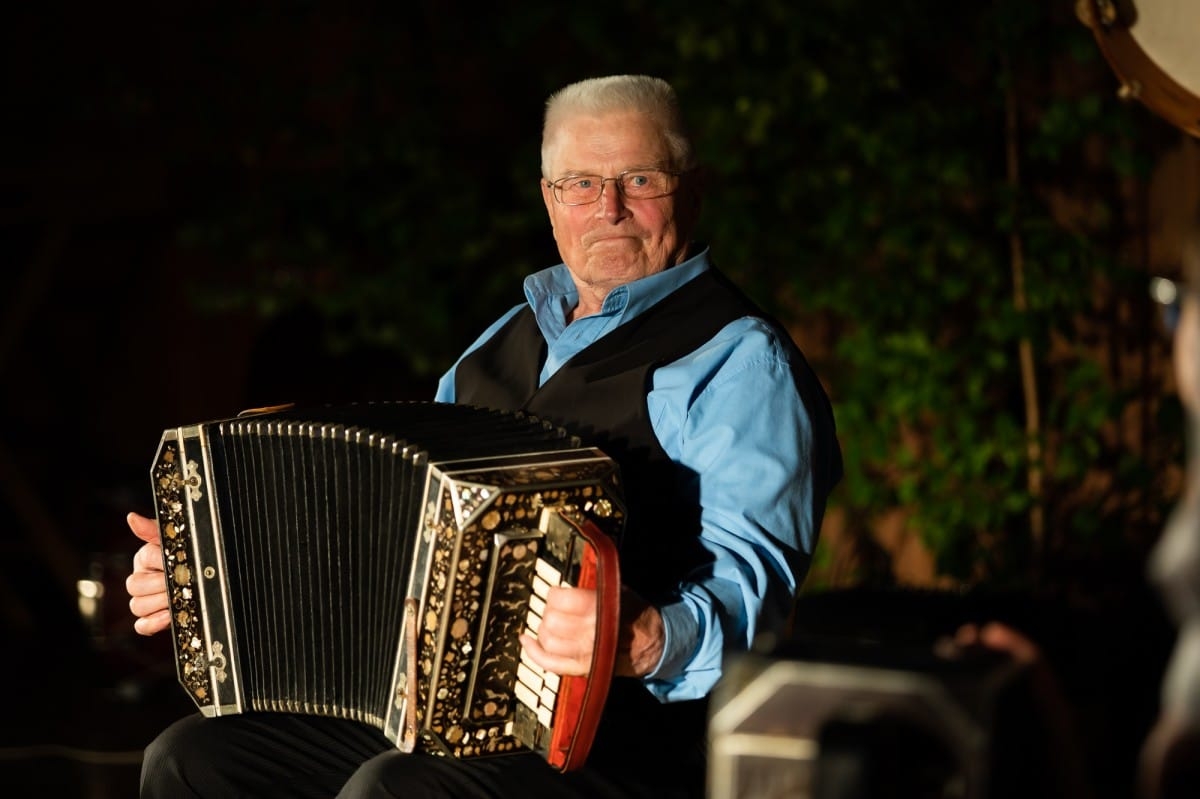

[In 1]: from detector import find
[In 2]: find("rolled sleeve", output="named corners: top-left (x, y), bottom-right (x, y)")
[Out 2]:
top-left (640, 317), bottom-right (829, 701)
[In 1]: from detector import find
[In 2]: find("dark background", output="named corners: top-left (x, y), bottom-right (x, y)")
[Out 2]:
top-left (1, 2), bottom-right (1192, 796)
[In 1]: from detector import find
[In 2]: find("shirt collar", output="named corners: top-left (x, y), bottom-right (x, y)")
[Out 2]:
top-left (523, 245), bottom-right (712, 336)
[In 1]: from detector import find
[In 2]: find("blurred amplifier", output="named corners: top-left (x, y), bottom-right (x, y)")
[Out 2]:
top-left (707, 635), bottom-right (1025, 799)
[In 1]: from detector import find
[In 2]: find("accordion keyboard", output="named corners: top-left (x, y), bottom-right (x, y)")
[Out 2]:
top-left (514, 557), bottom-right (567, 730)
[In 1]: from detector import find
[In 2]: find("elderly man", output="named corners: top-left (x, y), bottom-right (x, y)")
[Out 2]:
top-left (127, 74), bottom-right (841, 798)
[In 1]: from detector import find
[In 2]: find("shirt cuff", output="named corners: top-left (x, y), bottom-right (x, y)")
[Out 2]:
top-left (647, 599), bottom-right (700, 681)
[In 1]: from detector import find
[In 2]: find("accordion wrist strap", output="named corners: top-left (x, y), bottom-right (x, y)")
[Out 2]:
top-left (546, 516), bottom-right (621, 771)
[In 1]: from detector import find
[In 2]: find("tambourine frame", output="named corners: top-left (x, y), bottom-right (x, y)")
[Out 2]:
top-left (1080, 0), bottom-right (1200, 138)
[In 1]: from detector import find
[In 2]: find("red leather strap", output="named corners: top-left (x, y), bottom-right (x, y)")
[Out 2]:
top-left (546, 517), bottom-right (621, 771)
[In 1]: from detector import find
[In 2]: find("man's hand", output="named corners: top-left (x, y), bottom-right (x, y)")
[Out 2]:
top-left (519, 585), bottom-right (597, 676)
top-left (124, 512), bottom-right (171, 636)
top-left (518, 584), bottom-right (665, 679)
top-left (614, 586), bottom-right (664, 677)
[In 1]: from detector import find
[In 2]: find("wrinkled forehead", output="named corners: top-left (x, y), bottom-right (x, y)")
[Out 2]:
top-left (542, 111), bottom-right (673, 178)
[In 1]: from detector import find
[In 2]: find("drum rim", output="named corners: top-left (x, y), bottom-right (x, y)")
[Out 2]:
top-left (1082, 0), bottom-right (1200, 137)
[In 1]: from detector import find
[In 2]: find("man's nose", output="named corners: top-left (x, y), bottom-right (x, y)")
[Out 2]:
top-left (597, 179), bottom-right (628, 219)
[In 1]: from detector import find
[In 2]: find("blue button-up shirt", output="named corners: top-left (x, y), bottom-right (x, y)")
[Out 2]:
top-left (435, 247), bottom-right (836, 702)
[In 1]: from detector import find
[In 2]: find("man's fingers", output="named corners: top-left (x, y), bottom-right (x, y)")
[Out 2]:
top-left (127, 512), bottom-right (162, 545)
top-left (539, 586), bottom-right (596, 639)
top-left (129, 588), bottom-right (169, 618)
top-left (543, 585), bottom-right (596, 616)
top-left (125, 512), bottom-right (169, 637)
top-left (126, 569), bottom-right (167, 598)
top-left (133, 609), bottom-right (172, 637)
top-left (132, 542), bottom-right (164, 574)
top-left (518, 585), bottom-right (598, 676)
top-left (519, 632), bottom-right (589, 677)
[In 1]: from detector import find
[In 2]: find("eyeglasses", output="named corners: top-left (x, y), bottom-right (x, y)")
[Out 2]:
top-left (1150, 276), bottom-right (1198, 333)
top-left (545, 168), bottom-right (683, 206)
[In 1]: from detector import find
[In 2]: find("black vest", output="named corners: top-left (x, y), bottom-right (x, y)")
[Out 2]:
top-left (453, 266), bottom-right (841, 787)
top-left (456, 266), bottom-right (839, 592)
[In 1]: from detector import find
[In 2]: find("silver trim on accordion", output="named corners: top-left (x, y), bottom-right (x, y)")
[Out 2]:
top-left (150, 401), bottom-right (625, 770)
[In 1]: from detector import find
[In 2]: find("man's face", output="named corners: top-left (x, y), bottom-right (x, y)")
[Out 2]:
top-left (540, 110), bottom-right (698, 298)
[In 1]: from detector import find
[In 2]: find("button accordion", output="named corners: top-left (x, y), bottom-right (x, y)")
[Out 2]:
top-left (149, 401), bottom-right (624, 772)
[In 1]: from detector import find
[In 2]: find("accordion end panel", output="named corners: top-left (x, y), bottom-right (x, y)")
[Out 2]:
top-left (386, 449), bottom-right (624, 772)
top-left (151, 426), bottom-right (243, 718)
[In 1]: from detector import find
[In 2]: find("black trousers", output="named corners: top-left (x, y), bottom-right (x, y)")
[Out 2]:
top-left (140, 712), bottom-right (702, 798)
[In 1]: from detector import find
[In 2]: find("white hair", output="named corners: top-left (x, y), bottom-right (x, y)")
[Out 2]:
top-left (540, 74), bottom-right (696, 177)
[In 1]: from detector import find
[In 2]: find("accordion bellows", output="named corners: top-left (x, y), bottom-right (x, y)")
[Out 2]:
top-left (150, 401), bottom-right (624, 771)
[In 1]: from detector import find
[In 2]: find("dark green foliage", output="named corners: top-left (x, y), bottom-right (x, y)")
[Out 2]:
top-left (173, 1), bottom-right (1183, 590)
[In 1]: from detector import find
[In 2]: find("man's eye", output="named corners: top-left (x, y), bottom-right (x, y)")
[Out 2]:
top-left (570, 177), bottom-right (595, 190)
top-left (626, 174), bottom-right (651, 188)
